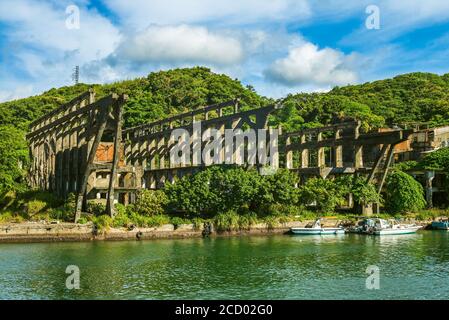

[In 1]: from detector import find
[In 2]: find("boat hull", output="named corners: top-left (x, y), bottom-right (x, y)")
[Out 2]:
top-left (431, 221), bottom-right (449, 230)
top-left (291, 228), bottom-right (345, 235)
top-left (373, 226), bottom-right (421, 235)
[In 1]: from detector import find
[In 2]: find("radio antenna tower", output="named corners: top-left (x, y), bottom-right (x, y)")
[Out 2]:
top-left (72, 66), bottom-right (79, 85)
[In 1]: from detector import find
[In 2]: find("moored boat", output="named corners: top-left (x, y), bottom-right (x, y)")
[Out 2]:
top-left (431, 219), bottom-right (449, 230)
top-left (290, 219), bottom-right (345, 235)
top-left (350, 218), bottom-right (422, 235)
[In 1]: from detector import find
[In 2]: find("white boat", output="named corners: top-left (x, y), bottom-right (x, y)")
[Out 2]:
top-left (291, 219), bottom-right (345, 235)
top-left (356, 218), bottom-right (422, 235)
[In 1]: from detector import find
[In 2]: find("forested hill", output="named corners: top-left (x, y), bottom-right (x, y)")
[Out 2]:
top-left (0, 67), bottom-right (270, 131)
top-left (1, 67), bottom-right (449, 194)
top-left (1, 68), bottom-right (448, 133)
top-left (273, 72), bottom-right (449, 132)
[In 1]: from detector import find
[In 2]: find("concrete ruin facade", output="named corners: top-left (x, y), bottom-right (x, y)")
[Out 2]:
top-left (26, 90), bottom-right (129, 221)
top-left (394, 125), bottom-right (449, 208)
top-left (26, 89), bottom-right (447, 221)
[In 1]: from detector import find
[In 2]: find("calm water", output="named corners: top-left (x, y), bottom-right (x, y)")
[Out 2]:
top-left (1, 231), bottom-right (449, 300)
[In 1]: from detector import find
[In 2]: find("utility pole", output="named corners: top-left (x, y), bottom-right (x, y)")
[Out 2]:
top-left (72, 65), bottom-right (79, 84)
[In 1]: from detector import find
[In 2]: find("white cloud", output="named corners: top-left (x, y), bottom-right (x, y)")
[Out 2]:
top-left (0, 85), bottom-right (34, 103)
top-left (2, 0), bottom-right (449, 102)
top-left (0, 0), bottom-right (120, 62)
top-left (114, 25), bottom-right (243, 65)
top-left (104, 0), bottom-right (311, 29)
top-left (265, 42), bottom-right (359, 87)
top-left (0, 0), bottom-right (121, 98)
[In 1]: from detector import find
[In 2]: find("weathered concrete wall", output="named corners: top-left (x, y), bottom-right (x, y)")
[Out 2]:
top-left (0, 222), bottom-right (94, 242)
top-left (0, 221), bottom-right (318, 243)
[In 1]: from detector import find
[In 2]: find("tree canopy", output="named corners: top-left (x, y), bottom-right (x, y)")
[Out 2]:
top-left (274, 72), bottom-right (449, 132)
top-left (385, 171), bottom-right (427, 214)
top-left (1, 68), bottom-right (449, 196)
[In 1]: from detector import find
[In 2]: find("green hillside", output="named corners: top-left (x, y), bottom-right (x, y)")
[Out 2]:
top-left (0, 67), bottom-right (269, 130)
top-left (273, 72), bottom-right (449, 132)
top-left (1, 68), bottom-right (449, 194)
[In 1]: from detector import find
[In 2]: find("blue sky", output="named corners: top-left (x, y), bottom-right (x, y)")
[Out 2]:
top-left (1, 0), bottom-right (449, 102)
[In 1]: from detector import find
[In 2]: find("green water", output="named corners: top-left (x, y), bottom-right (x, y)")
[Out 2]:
top-left (1, 231), bottom-right (449, 300)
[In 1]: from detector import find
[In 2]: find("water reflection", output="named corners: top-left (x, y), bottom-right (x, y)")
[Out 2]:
top-left (0, 231), bottom-right (448, 299)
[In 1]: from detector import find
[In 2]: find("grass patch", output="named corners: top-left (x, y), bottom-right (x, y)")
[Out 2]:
top-left (214, 211), bottom-right (240, 232)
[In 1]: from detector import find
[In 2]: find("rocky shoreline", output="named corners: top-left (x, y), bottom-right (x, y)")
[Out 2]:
top-left (0, 219), bottom-right (432, 243)
top-left (0, 221), bottom-right (307, 243)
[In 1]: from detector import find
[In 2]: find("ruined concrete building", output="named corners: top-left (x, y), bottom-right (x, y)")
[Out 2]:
top-left (26, 89), bottom-right (447, 220)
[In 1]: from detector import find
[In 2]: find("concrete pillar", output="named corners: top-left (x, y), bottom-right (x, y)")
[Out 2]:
top-left (268, 127), bottom-right (279, 170)
top-left (50, 133), bottom-right (57, 192)
top-left (158, 136), bottom-right (165, 169)
top-left (361, 203), bottom-right (373, 216)
top-left (149, 139), bottom-right (156, 169)
top-left (140, 139), bottom-right (148, 169)
top-left (63, 128), bottom-right (70, 196)
top-left (286, 137), bottom-right (293, 169)
top-left (334, 129), bottom-right (343, 167)
top-left (317, 132), bottom-right (325, 167)
top-left (124, 133), bottom-right (132, 166)
top-left (425, 170), bottom-right (435, 208)
top-left (133, 140), bottom-right (142, 189)
top-left (70, 126), bottom-right (78, 192)
top-left (353, 123), bottom-right (363, 169)
top-left (219, 123), bottom-right (225, 164)
top-left (56, 130), bottom-right (63, 197)
top-left (354, 146), bottom-right (363, 168)
top-left (300, 135), bottom-right (309, 168)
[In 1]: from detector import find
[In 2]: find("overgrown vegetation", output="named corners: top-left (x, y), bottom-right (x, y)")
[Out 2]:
top-left (385, 171), bottom-right (427, 214)
top-left (273, 72), bottom-right (449, 133)
top-left (0, 165), bottom-right (446, 228)
top-left (1, 68), bottom-right (449, 228)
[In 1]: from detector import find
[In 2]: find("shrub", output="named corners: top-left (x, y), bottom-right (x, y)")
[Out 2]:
top-left (209, 166), bottom-right (263, 214)
top-left (128, 212), bottom-right (170, 228)
top-left (164, 168), bottom-right (217, 217)
top-left (145, 214), bottom-right (170, 227)
top-left (93, 215), bottom-right (113, 232)
top-left (351, 177), bottom-right (383, 206)
top-left (385, 171), bottom-right (426, 214)
top-left (299, 210), bottom-right (319, 221)
top-left (414, 209), bottom-right (442, 221)
top-left (48, 207), bottom-right (74, 221)
top-left (134, 189), bottom-right (167, 216)
top-left (419, 147), bottom-right (449, 170)
top-left (238, 212), bottom-right (258, 230)
top-left (394, 161), bottom-right (419, 171)
top-left (77, 216), bottom-right (89, 225)
top-left (0, 190), bottom-right (17, 210)
top-left (278, 215), bottom-right (294, 224)
top-left (419, 147), bottom-right (449, 203)
top-left (262, 169), bottom-right (300, 205)
top-left (7, 191), bottom-right (64, 219)
top-left (63, 193), bottom-right (76, 212)
top-left (86, 201), bottom-right (106, 216)
top-left (0, 211), bottom-right (24, 223)
top-left (263, 215), bottom-right (279, 230)
top-left (112, 212), bottom-right (132, 228)
top-left (165, 165), bottom-right (265, 216)
top-left (26, 200), bottom-right (48, 216)
top-left (299, 177), bottom-right (346, 213)
top-left (114, 203), bottom-right (127, 216)
top-left (264, 203), bottom-right (303, 217)
top-left (0, 125), bottom-right (29, 195)
top-left (192, 217), bottom-right (205, 230)
top-left (170, 216), bottom-right (190, 229)
top-left (213, 210), bottom-right (240, 232)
